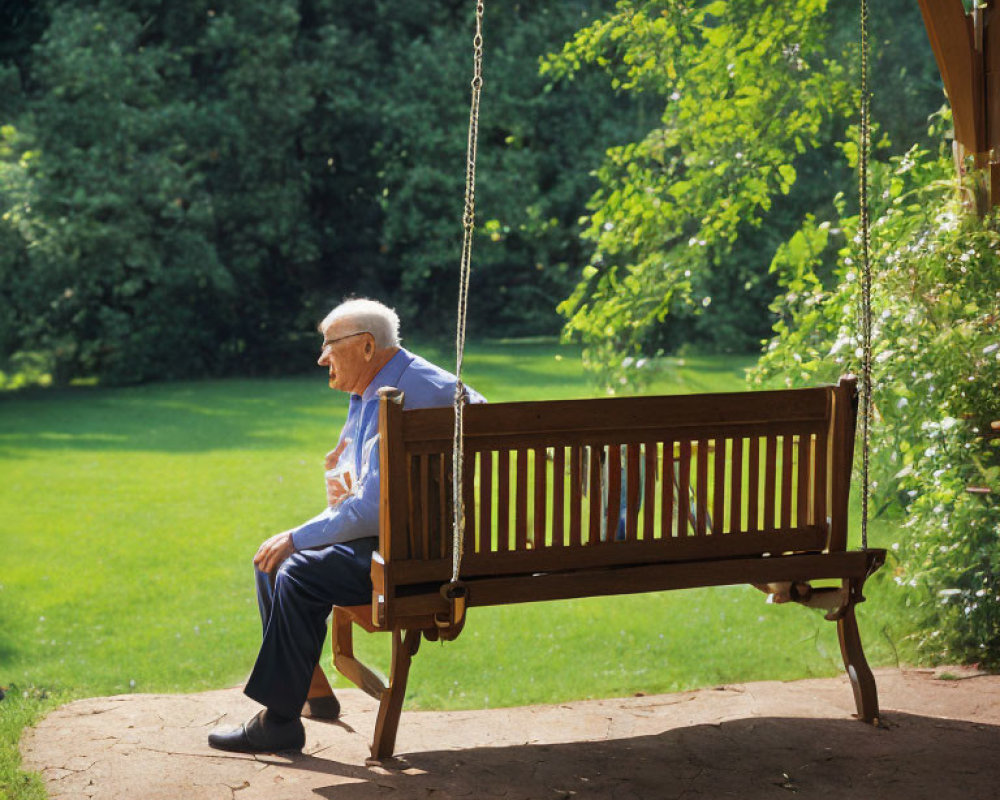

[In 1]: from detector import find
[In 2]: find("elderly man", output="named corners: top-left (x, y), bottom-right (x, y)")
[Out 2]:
top-left (209, 299), bottom-right (484, 753)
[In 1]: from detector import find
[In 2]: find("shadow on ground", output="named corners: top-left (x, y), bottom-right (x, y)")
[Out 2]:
top-left (286, 712), bottom-right (995, 799)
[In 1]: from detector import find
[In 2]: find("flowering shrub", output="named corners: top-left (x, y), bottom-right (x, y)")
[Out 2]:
top-left (755, 125), bottom-right (1000, 666)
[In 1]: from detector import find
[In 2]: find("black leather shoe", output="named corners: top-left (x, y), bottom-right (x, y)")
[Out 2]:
top-left (208, 710), bottom-right (305, 753)
top-left (302, 694), bottom-right (341, 720)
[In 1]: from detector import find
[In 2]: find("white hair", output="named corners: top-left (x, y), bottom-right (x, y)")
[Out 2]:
top-left (320, 298), bottom-right (401, 349)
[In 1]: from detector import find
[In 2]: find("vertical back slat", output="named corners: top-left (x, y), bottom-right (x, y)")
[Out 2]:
top-left (606, 444), bottom-right (622, 543)
top-left (796, 433), bottom-right (810, 527)
top-left (439, 453), bottom-right (449, 559)
top-left (642, 442), bottom-right (656, 539)
top-left (747, 436), bottom-right (760, 532)
top-left (781, 434), bottom-right (794, 530)
top-left (763, 435), bottom-right (777, 532)
top-left (515, 448), bottom-right (529, 551)
top-left (695, 439), bottom-right (709, 535)
top-left (662, 441), bottom-right (674, 538)
top-left (534, 446), bottom-right (547, 548)
top-left (408, 456), bottom-right (423, 558)
top-left (589, 445), bottom-right (602, 545)
top-left (677, 440), bottom-right (692, 536)
top-left (552, 446), bottom-right (566, 547)
top-left (497, 449), bottom-right (510, 552)
top-left (478, 450), bottom-right (492, 553)
top-left (730, 436), bottom-right (744, 534)
top-left (461, 449), bottom-right (475, 563)
top-left (420, 455), bottom-right (431, 559)
top-left (713, 438), bottom-right (726, 534)
top-left (626, 443), bottom-right (641, 540)
top-left (570, 446), bottom-right (583, 546)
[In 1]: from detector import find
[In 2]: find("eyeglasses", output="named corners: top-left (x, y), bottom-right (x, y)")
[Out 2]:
top-left (321, 331), bottom-right (369, 351)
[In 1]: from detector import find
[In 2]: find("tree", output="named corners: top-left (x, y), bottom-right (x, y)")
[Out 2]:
top-left (545, 0), bottom-right (853, 387)
top-left (0, 0), bottom-right (639, 384)
top-left (0, 0), bottom-right (325, 382)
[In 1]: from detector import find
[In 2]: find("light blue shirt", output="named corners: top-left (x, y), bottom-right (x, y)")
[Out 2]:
top-left (290, 348), bottom-right (486, 550)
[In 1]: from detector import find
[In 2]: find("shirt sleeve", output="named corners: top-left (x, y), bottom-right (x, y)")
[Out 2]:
top-left (290, 435), bottom-right (382, 550)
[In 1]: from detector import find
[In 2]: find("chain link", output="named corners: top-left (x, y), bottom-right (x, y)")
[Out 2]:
top-left (452, 0), bottom-right (485, 584)
top-left (859, 0), bottom-right (873, 552)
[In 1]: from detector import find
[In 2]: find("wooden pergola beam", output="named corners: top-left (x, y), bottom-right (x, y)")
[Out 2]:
top-left (918, 0), bottom-right (1000, 208)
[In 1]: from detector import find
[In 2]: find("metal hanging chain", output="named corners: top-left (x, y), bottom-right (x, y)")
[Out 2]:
top-left (451, 0), bottom-right (485, 585)
top-left (858, 0), bottom-right (873, 552)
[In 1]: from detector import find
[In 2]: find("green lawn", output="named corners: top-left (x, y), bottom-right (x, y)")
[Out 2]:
top-left (0, 341), bottom-right (910, 798)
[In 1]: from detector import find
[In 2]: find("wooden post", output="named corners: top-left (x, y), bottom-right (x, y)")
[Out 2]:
top-left (377, 388), bottom-right (408, 628)
top-left (826, 377), bottom-right (857, 552)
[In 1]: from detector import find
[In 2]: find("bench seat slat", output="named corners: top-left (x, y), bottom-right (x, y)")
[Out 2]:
top-left (384, 550), bottom-right (885, 617)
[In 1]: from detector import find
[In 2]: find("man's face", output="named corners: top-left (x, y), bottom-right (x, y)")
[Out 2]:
top-left (317, 320), bottom-right (372, 394)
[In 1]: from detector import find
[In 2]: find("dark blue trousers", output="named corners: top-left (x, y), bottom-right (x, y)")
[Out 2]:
top-left (244, 537), bottom-right (378, 719)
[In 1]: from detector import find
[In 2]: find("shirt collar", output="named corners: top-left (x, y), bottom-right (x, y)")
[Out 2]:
top-left (361, 348), bottom-right (413, 404)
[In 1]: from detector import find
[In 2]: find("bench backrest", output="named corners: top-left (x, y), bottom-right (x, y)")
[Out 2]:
top-left (375, 378), bottom-right (858, 600)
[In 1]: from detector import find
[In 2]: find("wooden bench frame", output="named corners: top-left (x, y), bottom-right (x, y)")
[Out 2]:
top-left (330, 377), bottom-right (886, 760)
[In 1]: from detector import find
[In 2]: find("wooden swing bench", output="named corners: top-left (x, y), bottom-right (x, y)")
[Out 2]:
top-left (331, 376), bottom-right (886, 761)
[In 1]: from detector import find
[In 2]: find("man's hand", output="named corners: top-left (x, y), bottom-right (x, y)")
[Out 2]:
top-left (326, 470), bottom-right (353, 507)
top-left (325, 438), bottom-right (350, 470)
top-left (254, 531), bottom-right (296, 574)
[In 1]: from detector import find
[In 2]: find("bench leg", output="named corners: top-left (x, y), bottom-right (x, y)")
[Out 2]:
top-left (835, 578), bottom-right (880, 725)
top-left (332, 608), bottom-right (388, 699)
top-left (370, 628), bottom-right (421, 762)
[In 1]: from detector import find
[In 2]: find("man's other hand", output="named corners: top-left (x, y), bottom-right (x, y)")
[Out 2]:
top-left (254, 531), bottom-right (296, 574)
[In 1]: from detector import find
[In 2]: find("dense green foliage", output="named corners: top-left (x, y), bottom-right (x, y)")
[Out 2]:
top-left (755, 123), bottom-right (1000, 666)
top-left (0, 0), bottom-right (641, 384)
top-left (544, 0), bottom-right (942, 387)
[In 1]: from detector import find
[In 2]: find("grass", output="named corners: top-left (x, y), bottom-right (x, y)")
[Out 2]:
top-left (0, 340), bottom-right (911, 796)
